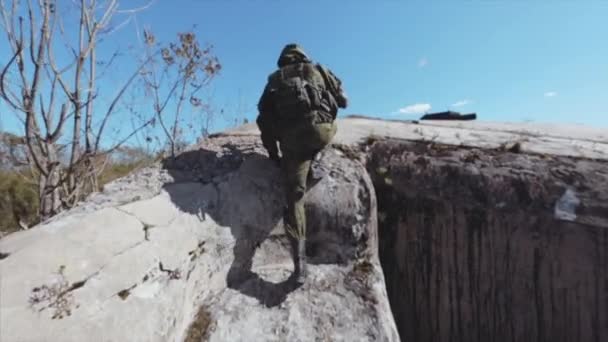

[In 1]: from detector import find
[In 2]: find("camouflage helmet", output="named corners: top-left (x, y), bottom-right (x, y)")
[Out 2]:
top-left (277, 43), bottom-right (311, 67)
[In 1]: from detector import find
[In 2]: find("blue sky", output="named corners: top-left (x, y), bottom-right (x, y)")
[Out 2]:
top-left (2, 0), bottom-right (607, 143)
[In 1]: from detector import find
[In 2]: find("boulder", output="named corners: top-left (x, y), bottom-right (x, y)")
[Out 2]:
top-left (0, 134), bottom-right (399, 342)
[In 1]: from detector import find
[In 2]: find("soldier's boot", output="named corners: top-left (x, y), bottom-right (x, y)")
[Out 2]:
top-left (296, 239), bottom-right (307, 284)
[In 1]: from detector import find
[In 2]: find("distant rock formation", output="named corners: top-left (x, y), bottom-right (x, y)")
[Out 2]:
top-left (420, 110), bottom-right (477, 121)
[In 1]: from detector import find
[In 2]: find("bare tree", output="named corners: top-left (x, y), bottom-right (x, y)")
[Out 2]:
top-left (0, 0), bottom-right (154, 220)
top-left (139, 28), bottom-right (221, 157)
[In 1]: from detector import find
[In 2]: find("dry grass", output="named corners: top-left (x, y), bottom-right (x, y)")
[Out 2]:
top-left (28, 266), bottom-right (80, 319)
top-left (184, 305), bottom-right (214, 342)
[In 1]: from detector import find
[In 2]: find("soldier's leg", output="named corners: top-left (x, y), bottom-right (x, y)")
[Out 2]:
top-left (281, 121), bottom-right (337, 236)
top-left (282, 152), bottom-right (312, 281)
top-left (282, 153), bottom-right (312, 240)
top-left (279, 120), bottom-right (336, 281)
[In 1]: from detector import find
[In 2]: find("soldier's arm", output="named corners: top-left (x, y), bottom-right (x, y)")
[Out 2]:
top-left (256, 114), bottom-right (279, 162)
top-left (256, 84), bottom-right (280, 162)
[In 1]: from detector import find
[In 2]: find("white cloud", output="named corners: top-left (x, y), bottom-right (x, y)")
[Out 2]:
top-left (398, 103), bottom-right (432, 115)
top-left (544, 91), bottom-right (557, 97)
top-left (451, 99), bottom-right (472, 107)
top-left (418, 57), bottom-right (428, 68)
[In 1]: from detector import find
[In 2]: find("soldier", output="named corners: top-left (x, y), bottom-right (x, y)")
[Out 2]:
top-left (256, 43), bottom-right (348, 283)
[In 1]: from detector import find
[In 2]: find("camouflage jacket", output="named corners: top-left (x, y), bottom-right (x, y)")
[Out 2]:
top-left (256, 45), bottom-right (348, 159)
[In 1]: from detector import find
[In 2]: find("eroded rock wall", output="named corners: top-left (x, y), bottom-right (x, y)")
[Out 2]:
top-left (368, 140), bottom-right (608, 342)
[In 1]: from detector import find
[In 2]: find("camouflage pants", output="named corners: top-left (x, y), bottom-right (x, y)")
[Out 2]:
top-left (279, 121), bottom-right (337, 240)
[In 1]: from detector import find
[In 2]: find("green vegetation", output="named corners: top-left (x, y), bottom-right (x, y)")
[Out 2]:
top-left (98, 158), bottom-right (155, 190)
top-left (0, 170), bottom-right (39, 235)
top-left (0, 151), bottom-right (154, 236)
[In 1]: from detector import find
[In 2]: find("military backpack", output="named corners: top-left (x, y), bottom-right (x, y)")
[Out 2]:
top-left (269, 62), bottom-right (338, 120)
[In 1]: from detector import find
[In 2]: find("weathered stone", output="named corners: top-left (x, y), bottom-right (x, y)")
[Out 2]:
top-left (2, 117), bottom-right (607, 341)
top-left (226, 117), bottom-right (608, 160)
top-left (0, 134), bottom-right (399, 342)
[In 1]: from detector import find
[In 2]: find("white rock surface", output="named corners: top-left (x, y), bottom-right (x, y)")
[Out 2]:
top-left (4, 116), bottom-right (603, 341)
top-left (226, 116), bottom-right (608, 160)
top-left (0, 134), bottom-right (399, 342)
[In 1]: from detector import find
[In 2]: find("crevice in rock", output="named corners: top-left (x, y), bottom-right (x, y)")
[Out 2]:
top-left (142, 222), bottom-right (153, 241)
top-left (159, 261), bottom-right (182, 280)
top-left (53, 239), bottom-right (146, 308)
top-left (67, 279), bottom-right (87, 292)
top-left (117, 284), bottom-right (137, 300)
top-left (187, 241), bottom-right (206, 261)
top-left (114, 207), bottom-right (160, 241)
top-left (111, 240), bottom-right (146, 259)
top-left (0, 251), bottom-right (9, 260)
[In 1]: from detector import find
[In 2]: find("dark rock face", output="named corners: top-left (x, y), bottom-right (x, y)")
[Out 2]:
top-left (367, 140), bottom-right (608, 342)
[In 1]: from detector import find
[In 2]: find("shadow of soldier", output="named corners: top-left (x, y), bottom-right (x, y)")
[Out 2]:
top-left (226, 224), bottom-right (303, 307)
top-left (161, 145), bottom-right (302, 308)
